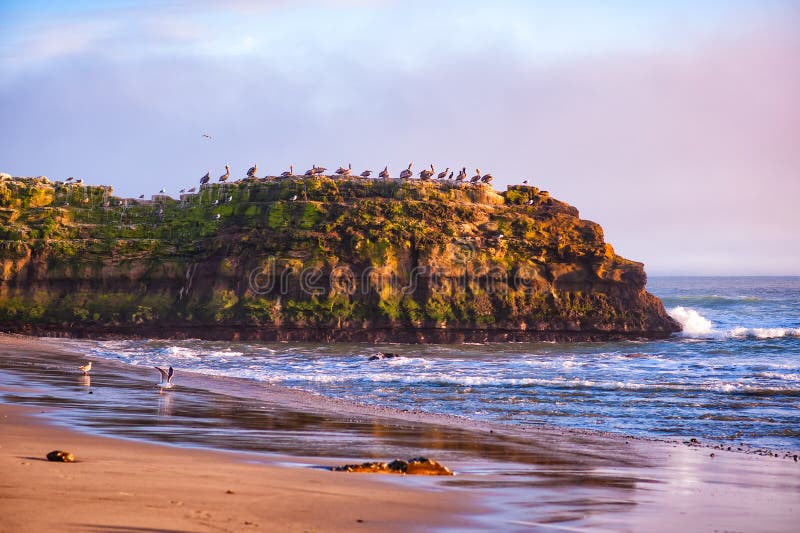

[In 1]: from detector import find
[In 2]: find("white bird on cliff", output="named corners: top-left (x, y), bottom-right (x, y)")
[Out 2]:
top-left (79, 362), bottom-right (92, 375)
top-left (155, 366), bottom-right (175, 389)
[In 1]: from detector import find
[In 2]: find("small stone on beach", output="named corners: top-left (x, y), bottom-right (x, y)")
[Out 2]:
top-left (46, 450), bottom-right (75, 462)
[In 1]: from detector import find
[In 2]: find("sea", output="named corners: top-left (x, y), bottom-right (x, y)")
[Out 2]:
top-left (72, 276), bottom-right (800, 452)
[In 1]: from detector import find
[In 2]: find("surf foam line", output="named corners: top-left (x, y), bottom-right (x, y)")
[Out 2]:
top-left (668, 306), bottom-right (800, 339)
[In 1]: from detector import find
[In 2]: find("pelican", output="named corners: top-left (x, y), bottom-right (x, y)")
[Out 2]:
top-left (304, 164), bottom-right (316, 176)
top-left (179, 188), bottom-right (185, 193)
top-left (379, 166), bottom-right (390, 179)
top-left (399, 163), bottom-right (413, 179)
top-left (188, 187), bottom-right (196, 193)
top-left (437, 167), bottom-right (450, 180)
top-left (420, 164), bottom-right (435, 180)
top-left (79, 362), bottom-right (92, 375)
top-left (360, 170), bottom-right (372, 178)
top-left (219, 164), bottom-right (231, 182)
top-left (336, 163), bottom-right (352, 176)
top-left (138, 194), bottom-right (145, 199)
top-left (155, 366), bottom-right (175, 389)
top-left (65, 177), bottom-right (74, 182)
top-left (470, 169), bottom-right (482, 183)
top-left (448, 171), bottom-right (454, 180)
top-left (481, 173), bottom-right (493, 184)
top-left (313, 165), bottom-right (327, 175)
top-left (247, 164), bottom-right (258, 178)
top-left (522, 179), bottom-right (529, 185)
top-left (456, 167), bottom-right (466, 182)
top-left (76, 179), bottom-right (83, 184)
top-left (280, 165), bottom-right (294, 178)
top-left (200, 171), bottom-right (211, 185)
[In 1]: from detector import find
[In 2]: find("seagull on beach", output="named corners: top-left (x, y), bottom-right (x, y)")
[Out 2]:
top-left (155, 366), bottom-right (175, 389)
top-left (79, 362), bottom-right (92, 375)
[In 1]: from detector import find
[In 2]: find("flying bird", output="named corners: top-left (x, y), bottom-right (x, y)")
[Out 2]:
top-left (79, 362), bottom-right (92, 375)
top-left (202, 133), bottom-right (212, 139)
top-left (155, 366), bottom-right (175, 389)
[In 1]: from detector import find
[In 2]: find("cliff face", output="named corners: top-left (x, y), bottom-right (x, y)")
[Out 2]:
top-left (0, 173), bottom-right (679, 342)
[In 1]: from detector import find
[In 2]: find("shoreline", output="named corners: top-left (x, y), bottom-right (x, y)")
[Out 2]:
top-left (1, 324), bottom-right (677, 344)
top-left (2, 333), bottom-right (799, 531)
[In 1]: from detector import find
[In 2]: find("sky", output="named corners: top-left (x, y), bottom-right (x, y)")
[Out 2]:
top-left (1, 0), bottom-right (798, 275)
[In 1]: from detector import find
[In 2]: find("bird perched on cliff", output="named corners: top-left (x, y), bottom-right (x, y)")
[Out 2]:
top-left (304, 164), bottom-right (316, 176)
top-left (138, 194), bottom-right (145, 199)
top-left (399, 163), bottom-right (413, 179)
top-left (522, 179), bottom-right (528, 185)
top-left (247, 164), bottom-right (258, 179)
top-left (155, 366), bottom-right (175, 389)
top-left (379, 166), bottom-right (390, 179)
top-left (526, 199), bottom-right (534, 205)
top-left (360, 170), bottom-right (372, 178)
top-left (179, 188), bottom-right (185, 193)
top-left (65, 177), bottom-right (74, 182)
top-left (280, 165), bottom-right (294, 178)
top-left (79, 362), bottom-right (92, 375)
top-left (188, 187), bottom-right (196, 193)
top-left (200, 171), bottom-right (211, 185)
top-left (437, 167), bottom-right (449, 180)
top-left (219, 165), bottom-right (230, 182)
top-left (456, 167), bottom-right (466, 182)
top-left (469, 169), bottom-right (482, 183)
top-left (159, 188), bottom-right (166, 193)
top-left (336, 163), bottom-right (352, 176)
top-left (448, 171), bottom-right (454, 180)
top-left (481, 173), bottom-right (493, 184)
top-left (419, 164), bottom-right (435, 180)
top-left (313, 165), bottom-right (327, 175)
top-left (75, 179), bottom-right (83, 184)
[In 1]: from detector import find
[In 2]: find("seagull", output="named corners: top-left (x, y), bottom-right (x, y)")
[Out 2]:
top-left (290, 194), bottom-right (298, 201)
top-left (379, 166), bottom-right (390, 179)
top-left (280, 165), bottom-right (294, 178)
top-left (215, 213), bottom-right (221, 219)
top-left (200, 171), bottom-right (211, 185)
top-left (155, 366), bottom-right (175, 389)
top-left (360, 170), bottom-right (372, 178)
top-left (399, 163), bottom-right (413, 179)
top-left (79, 362), bottom-right (92, 375)
top-left (202, 133), bottom-right (212, 139)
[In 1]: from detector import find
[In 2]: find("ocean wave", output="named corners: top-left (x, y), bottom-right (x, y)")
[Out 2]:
top-left (668, 307), bottom-right (800, 340)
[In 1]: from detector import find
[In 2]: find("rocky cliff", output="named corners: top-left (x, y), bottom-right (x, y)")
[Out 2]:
top-left (0, 173), bottom-right (679, 342)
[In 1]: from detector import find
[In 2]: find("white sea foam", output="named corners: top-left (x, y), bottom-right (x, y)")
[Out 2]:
top-left (669, 306), bottom-right (714, 336)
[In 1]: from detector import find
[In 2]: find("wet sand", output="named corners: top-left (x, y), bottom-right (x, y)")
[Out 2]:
top-left (1, 334), bottom-right (799, 532)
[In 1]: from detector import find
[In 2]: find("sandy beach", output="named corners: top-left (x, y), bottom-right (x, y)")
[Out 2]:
top-left (1, 334), bottom-right (799, 532)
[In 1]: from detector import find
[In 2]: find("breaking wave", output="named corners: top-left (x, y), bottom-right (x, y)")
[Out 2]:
top-left (669, 306), bottom-right (800, 340)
